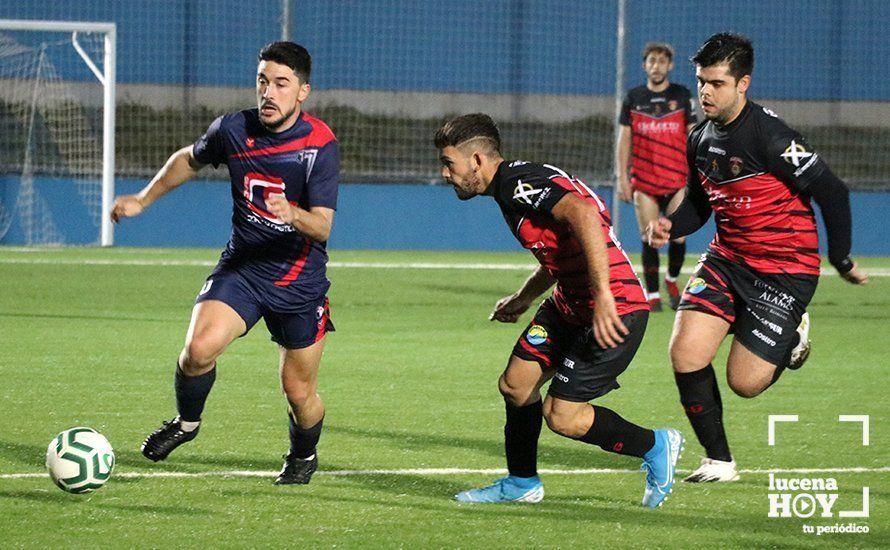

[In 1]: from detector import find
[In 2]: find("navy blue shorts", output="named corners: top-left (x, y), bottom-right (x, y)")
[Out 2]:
top-left (195, 267), bottom-right (334, 349)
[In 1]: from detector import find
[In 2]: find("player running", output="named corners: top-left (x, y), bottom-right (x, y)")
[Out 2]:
top-left (648, 33), bottom-right (869, 482)
top-left (617, 42), bottom-right (698, 310)
top-left (435, 113), bottom-right (683, 508)
top-left (110, 42), bottom-right (339, 485)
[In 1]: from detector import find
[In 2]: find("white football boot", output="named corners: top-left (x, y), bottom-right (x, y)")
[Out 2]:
top-left (788, 312), bottom-right (811, 370)
top-left (683, 457), bottom-right (740, 482)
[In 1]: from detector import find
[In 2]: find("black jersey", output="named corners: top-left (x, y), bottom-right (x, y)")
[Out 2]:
top-left (490, 160), bottom-right (648, 323)
top-left (685, 101), bottom-right (828, 275)
top-left (619, 83), bottom-right (697, 196)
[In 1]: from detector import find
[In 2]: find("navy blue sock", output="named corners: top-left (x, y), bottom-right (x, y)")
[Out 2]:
top-left (174, 364), bottom-right (216, 422)
top-left (289, 414), bottom-right (323, 459)
top-left (505, 400), bottom-right (543, 478)
top-left (576, 405), bottom-right (655, 458)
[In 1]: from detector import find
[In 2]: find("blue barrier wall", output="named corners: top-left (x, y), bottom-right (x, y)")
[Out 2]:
top-left (2, 177), bottom-right (886, 256)
top-left (2, 1), bottom-right (888, 100)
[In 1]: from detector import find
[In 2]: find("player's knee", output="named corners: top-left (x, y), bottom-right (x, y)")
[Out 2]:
top-left (544, 408), bottom-right (585, 438)
top-left (727, 377), bottom-right (764, 399)
top-left (180, 335), bottom-right (223, 372)
top-left (498, 374), bottom-right (532, 407)
top-left (282, 382), bottom-right (315, 410)
top-left (669, 340), bottom-right (701, 373)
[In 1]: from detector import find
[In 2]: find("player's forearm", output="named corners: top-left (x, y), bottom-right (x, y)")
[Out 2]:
top-left (514, 266), bottom-right (556, 303)
top-left (569, 206), bottom-right (611, 299)
top-left (668, 182), bottom-right (712, 239)
top-left (807, 168), bottom-right (853, 270)
top-left (616, 127), bottom-right (631, 178)
top-left (137, 146), bottom-right (201, 208)
top-left (288, 208), bottom-right (333, 243)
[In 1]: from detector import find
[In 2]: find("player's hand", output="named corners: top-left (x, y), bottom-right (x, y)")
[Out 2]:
top-left (647, 217), bottom-right (672, 248)
top-left (110, 195), bottom-right (145, 223)
top-left (489, 293), bottom-right (532, 323)
top-left (266, 195), bottom-right (298, 225)
top-left (592, 291), bottom-right (629, 349)
top-left (840, 263), bottom-right (869, 285)
top-left (617, 176), bottom-right (633, 203)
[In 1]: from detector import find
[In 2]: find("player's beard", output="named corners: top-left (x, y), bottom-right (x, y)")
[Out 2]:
top-left (451, 174), bottom-right (479, 200)
top-left (260, 103), bottom-right (298, 131)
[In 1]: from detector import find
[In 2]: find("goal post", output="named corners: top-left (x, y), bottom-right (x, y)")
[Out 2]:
top-left (0, 19), bottom-right (115, 246)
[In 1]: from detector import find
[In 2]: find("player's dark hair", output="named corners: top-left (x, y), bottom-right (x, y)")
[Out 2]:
top-left (434, 113), bottom-right (501, 155)
top-left (259, 41), bottom-right (311, 83)
top-left (643, 42), bottom-right (674, 61)
top-left (692, 33), bottom-right (753, 81)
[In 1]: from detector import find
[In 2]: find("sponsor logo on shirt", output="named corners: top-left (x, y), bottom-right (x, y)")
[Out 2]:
top-left (513, 180), bottom-right (543, 205)
top-left (781, 140), bottom-right (813, 167)
top-left (637, 120), bottom-right (681, 134)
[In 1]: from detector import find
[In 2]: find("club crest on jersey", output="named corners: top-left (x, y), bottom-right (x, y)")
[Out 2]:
top-left (668, 99), bottom-right (678, 111)
top-left (526, 325), bottom-right (548, 346)
top-left (245, 136), bottom-right (255, 148)
top-left (729, 156), bottom-right (744, 176)
top-left (513, 180), bottom-right (542, 205)
top-left (781, 140), bottom-right (812, 167)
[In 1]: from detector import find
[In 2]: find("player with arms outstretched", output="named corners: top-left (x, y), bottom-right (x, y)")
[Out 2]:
top-left (435, 113), bottom-right (683, 508)
top-left (111, 42), bottom-right (339, 485)
top-left (617, 42), bottom-right (697, 310)
top-left (648, 33), bottom-right (868, 482)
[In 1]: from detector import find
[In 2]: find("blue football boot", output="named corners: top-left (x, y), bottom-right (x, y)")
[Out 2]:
top-left (455, 475), bottom-right (544, 503)
top-left (641, 428), bottom-right (684, 508)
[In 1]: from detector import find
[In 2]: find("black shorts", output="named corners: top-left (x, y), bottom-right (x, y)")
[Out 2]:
top-left (196, 267), bottom-right (334, 349)
top-left (512, 298), bottom-right (649, 402)
top-left (677, 253), bottom-right (818, 365)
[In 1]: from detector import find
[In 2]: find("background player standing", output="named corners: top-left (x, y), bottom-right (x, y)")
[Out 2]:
top-left (617, 43), bottom-right (698, 310)
top-left (110, 42), bottom-right (339, 485)
top-left (435, 113), bottom-right (683, 508)
top-left (648, 33), bottom-right (868, 482)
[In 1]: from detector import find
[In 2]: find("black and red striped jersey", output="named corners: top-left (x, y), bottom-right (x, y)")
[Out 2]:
top-left (686, 101), bottom-right (827, 276)
top-left (491, 160), bottom-right (649, 323)
top-left (620, 83), bottom-right (697, 196)
top-left (193, 109), bottom-right (339, 296)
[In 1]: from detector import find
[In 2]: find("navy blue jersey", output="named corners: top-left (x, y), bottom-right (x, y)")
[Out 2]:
top-left (192, 109), bottom-right (339, 301)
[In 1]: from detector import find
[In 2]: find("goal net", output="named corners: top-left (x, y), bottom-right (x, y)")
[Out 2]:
top-left (0, 20), bottom-right (114, 246)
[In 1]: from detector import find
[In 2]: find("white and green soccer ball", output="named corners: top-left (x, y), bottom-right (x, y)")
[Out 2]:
top-left (45, 427), bottom-right (115, 493)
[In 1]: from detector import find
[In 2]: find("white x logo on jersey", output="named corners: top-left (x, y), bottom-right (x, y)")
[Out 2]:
top-left (781, 140), bottom-right (812, 167)
top-left (513, 180), bottom-right (542, 204)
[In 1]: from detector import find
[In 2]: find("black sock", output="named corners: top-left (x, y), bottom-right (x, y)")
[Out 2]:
top-left (674, 365), bottom-right (732, 461)
top-left (668, 241), bottom-right (686, 279)
top-left (174, 364), bottom-right (216, 422)
top-left (641, 242), bottom-right (660, 294)
top-left (575, 405), bottom-right (655, 458)
top-left (289, 414), bottom-right (323, 459)
top-left (505, 400), bottom-right (543, 478)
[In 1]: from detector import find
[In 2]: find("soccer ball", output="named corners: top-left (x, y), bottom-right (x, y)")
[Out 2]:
top-left (45, 427), bottom-right (115, 493)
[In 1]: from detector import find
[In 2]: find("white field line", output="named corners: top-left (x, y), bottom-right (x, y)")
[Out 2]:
top-left (2, 466), bottom-right (888, 480)
top-left (0, 256), bottom-right (889, 277)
